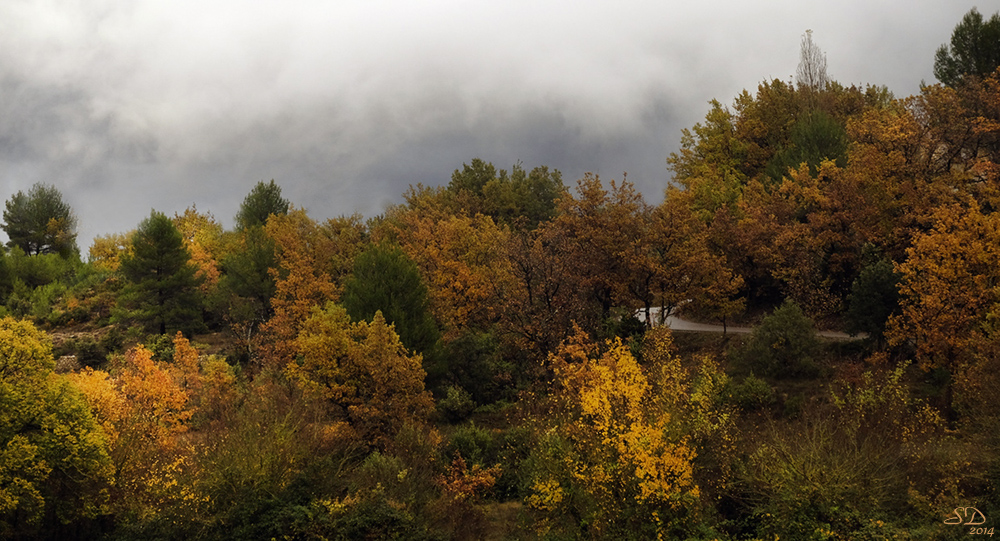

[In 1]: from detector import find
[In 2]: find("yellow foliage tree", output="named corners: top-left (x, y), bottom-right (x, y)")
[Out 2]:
top-left (0, 317), bottom-right (113, 535)
top-left (88, 232), bottom-right (133, 273)
top-left (532, 328), bottom-right (701, 536)
top-left (288, 303), bottom-right (434, 447)
top-left (173, 206), bottom-right (224, 293)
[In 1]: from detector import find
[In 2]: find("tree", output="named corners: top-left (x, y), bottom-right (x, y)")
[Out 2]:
top-left (845, 246), bottom-right (900, 342)
top-left (173, 206), bottom-right (223, 294)
top-left (796, 30), bottom-right (829, 90)
top-left (118, 210), bottom-right (204, 336)
top-left (887, 204), bottom-right (1000, 372)
top-left (551, 174), bottom-right (647, 321)
top-left (766, 109), bottom-right (848, 180)
top-left (445, 159), bottom-right (566, 228)
top-left (217, 225), bottom-right (279, 358)
top-left (448, 159), bottom-right (497, 196)
top-left (480, 164), bottom-right (565, 229)
top-left (0, 317), bottom-right (113, 537)
top-left (630, 189), bottom-right (743, 328)
top-left (88, 232), bottom-right (133, 273)
top-left (257, 208), bottom-right (337, 368)
top-left (342, 243), bottom-right (439, 357)
top-left (69, 345), bottom-right (195, 521)
top-left (235, 179), bottom-right (290, 230)
top-left (934, 8), bottom-right (1000, 87)
top-left (288, 303), bottom-right (434, 447)
top-left (2, 183), bottom-right (78, 257)
top-left (528, 329), bottom-right (708, 537)
top-left (386, 209), bottom-right (512, 342)
top-left (497, 223), bottom-right (596, 362)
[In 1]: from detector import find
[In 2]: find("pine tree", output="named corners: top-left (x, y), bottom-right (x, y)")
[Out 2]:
top-left (118, 210), bottom-right (204, 335)
top-left (234, 179), bottom-right (289, 230)
top-left (342, 243), bottom-right (439, 356)
top-left (2, 183), bottom-right (78, 257)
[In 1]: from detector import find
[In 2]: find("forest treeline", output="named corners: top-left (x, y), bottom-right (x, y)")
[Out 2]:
top-left (2, 8), bottom-right (1000, 540)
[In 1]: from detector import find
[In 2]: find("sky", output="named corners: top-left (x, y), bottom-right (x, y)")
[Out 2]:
top-left (0, 0), bottom-right (977, 250)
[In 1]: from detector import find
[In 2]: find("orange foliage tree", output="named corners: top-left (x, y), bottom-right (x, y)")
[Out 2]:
top-left (385, 208), bottom-right (513, 342)
top-left (69, 345), bottom-right (197, 518)
top-left (257, 208), bottom-right (338, 368)
top-left (549, 174), bottom-right (647, 320)
top-left (888, 203), bottom-right (1000, 371)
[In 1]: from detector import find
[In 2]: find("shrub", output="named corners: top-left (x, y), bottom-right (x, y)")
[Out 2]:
top-left (446, 422), bottom-right (496, 470)
top-left (740, 299), bottom-right (821, 379)
top-left (735, 413), bottom-right (907, 539)
top-left (437, 385), bottom-right (476, 423)
top-left (30, 281), bottom-right (66, 321)
top-left (727, 374), bottom-right (776, 411)
top-left (61, 336), bottom-right (108, 368)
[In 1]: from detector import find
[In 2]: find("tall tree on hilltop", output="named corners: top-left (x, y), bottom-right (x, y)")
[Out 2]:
top-left (117, 210), bottom-right (204, 336)
top-left (235, 179), bottom-right (290, 230)
top-left (2, 183), bottom-right (78, 257)
top-left (796, 30), bottom-right (829, 90)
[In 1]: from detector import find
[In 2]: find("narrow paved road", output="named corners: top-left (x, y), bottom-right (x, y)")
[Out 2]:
top-left (662, 315), bottom-right (862, 340)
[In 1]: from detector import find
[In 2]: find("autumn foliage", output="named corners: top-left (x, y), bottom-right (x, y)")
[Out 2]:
top-left (4, 17), bottom-right (1000, 539)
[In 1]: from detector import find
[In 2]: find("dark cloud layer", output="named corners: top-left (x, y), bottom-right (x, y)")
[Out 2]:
top-left (0, 0), bottom-right (975, 248)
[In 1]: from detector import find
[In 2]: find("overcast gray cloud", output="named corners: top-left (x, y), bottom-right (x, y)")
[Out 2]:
top-left (0, 0), bottom-right (975, 248)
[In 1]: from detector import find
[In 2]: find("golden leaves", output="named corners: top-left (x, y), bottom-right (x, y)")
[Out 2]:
top-left (888, 204), bottom-right (1000, 370)
top-left (543, 330), bottom-right (700, 531)
top-left (258, 208), bottom-right (338, 367)
top-left (384, 208), bottom-right (514, 341)
top-left (289, 304), bottom-right (433, 447)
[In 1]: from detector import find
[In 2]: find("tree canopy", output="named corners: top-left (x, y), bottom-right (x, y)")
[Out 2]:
top-left (0, 317), bottom-right (112, 537)
top-left (934, 7), bottom-right (1000, 87)
top-left (2, 183), bottom-right (77, 257)
top-left (235, 180), bottom-right (290, 230)
top-left (342, 242), bottom-right (439, 358)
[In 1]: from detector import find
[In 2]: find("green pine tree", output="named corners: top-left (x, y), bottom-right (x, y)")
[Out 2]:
top-left (234, 179), bottom-right (290, 230)
top-left (117, 210), bottom-right (205, 336)
top-left (342, 243), bottom-right (439, 357)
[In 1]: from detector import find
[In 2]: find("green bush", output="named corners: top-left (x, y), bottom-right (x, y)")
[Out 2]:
top-left (144, 333), bottom-right (175, 363)
top-left (740, 299), bottom-right (821, 379)
top-left (30, 281), bottom-right (66, 321)
top-left (56, 336), bottom-right (108, 369)
top-left (735, 414), bottom-right (907, 539)
top-left (5, 248), bottom-right (78, 288)
top-left (98, 326), bottom-right (126, 355)
top-left (440, 330), bottom-right (514, 406)
top-left (5, 279), bottom-right (33, 318)
top-left (446, 422), bottom-right (496, 468)
top-left (437, 385), bottom-right (476, 423)
top-left (351, 452), bottom-right (407, 492)
top-left (727, 374), bottom-right (776, 411)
